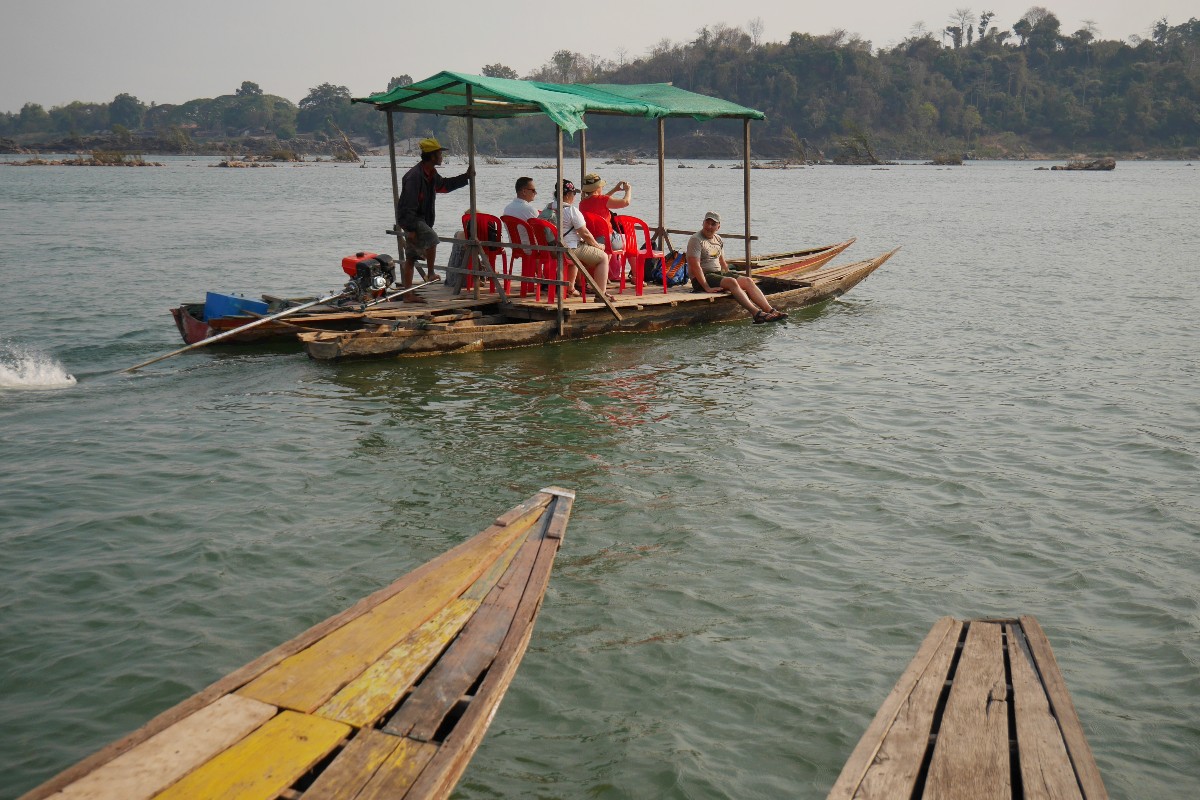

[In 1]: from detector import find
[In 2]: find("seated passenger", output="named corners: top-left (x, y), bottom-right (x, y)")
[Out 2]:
top-left (579, 172), bottom-right (632, 241)
top-left (553, 179), bottom-right (612, 301)
top-left (687, 211), bottom-right (786, 323)
top-left (503, 176), bottom-right (540, 222)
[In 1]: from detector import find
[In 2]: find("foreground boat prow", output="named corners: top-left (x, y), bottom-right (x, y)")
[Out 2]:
top-left (22, 488), bottom-right (576, 800)
top-left (828, 615), bottom-right (1107, 800)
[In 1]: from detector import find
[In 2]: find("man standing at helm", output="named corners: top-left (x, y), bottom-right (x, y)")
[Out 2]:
top-left (396, 137), bottom-right (474, 299)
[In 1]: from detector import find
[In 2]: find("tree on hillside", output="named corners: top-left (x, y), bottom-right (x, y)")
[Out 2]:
top-left (236, 81), bottom-right (263, 97)
top-left (18, 102), bottom-right (50, 134)
top-left (388, 75), bottom-right (413, 91)
top-left (297, 83), bottom-right (351, 134)
top-left (482, 63), bottom-right (519, 80)
top-left (109, 93), bottom-right (146, 130)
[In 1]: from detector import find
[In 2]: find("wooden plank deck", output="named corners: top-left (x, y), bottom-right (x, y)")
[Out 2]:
top-left (23, 488), bottom-right (575, 800)
top-left (827, 616), bottom-right (1107, 800)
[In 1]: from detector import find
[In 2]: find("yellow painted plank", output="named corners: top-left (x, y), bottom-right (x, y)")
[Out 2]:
top-left (151, 711), bottom-right (349, 800)
top-left (50, 695), bottom-right (277, 800)
top-left (237, 510), bottom-right (544, 713)
top-left (316, 599), bottom-right (480, 727)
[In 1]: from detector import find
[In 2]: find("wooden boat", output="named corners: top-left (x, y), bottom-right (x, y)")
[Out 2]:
top-left (22, 487), bottom-right (576, 800)
top-left (170, 296), bottom-right (483, 346)
top-left (138, 74), bottom-right (896, 370)
top-left (828, 615), bottom-right (1108, 800)
top-left (733, 238), bottom-right (856, 277)
top-left (299, 249), bottom-right (897, 361)
top-left (169, 239), bottom-right (857, 347)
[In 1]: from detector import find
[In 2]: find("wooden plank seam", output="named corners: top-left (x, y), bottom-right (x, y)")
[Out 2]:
top-left (859, 623), bottom-right (960, 791)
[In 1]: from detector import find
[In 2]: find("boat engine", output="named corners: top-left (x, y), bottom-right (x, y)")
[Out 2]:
top-left (341, 252), bottom-right (396, 303)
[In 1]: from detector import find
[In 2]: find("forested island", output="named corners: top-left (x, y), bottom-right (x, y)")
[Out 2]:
top-left (2, 8), bottom-right (1197, 161)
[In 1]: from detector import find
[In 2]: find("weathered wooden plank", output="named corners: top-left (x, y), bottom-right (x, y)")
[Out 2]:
top-left (345, 735), bottom-right (438, 800)
top-left (300, 728), bottom-right (435, 800)
top-left (827, 616), bottom-right (962, 800)
top-left (315, 599), bottom-right (479, 728)
top-left (49, 695), bottom-right (276, 800)
top-left (1009, 622), bottom-right (1084, 800)
top-left (459, 532), bottom-right (528, 603)
top-left (381, 530), bottom-right (541, 742)
top-left (493, 492), bottom-right (552, 527)
top-left (152, 711), bottom-right (349, 800)
top-left (237, 507), bottom-right (547, 712)
top-left (1019, 616), bottom-right (1109, 800)
top-left (403, 509), bottom-right (568, 799)
top-left (19, 504), bottom-right (553, 800)
top-left (923, 621), bottom-right (1010, 800)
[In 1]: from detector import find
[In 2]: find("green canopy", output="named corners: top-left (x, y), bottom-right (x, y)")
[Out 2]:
top-left (354, 71), bottom-right (765, 135)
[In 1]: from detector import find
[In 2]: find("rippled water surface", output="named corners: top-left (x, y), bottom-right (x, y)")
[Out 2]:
top-left (1, 156), bottom-right (1197, 799)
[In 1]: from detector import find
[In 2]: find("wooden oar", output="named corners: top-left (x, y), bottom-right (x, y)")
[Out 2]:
top-left (566, 251), bottom-right (622, 321)
top-left (121, 280), bottom-right (437, 374)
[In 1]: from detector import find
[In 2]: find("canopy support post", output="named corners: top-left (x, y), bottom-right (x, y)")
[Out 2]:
top-left (387, 111), bottom-right (404, 264)
top-left (579, 127), bottom-right (587, 185)
top-left (657, 118), bottom-right (666, 247)
top-left (743, 118), bottom-right (752, 276)
top-left (555, 126), bottom-right (565, 336)
top-left (467, 86), bottom-right (481, 300)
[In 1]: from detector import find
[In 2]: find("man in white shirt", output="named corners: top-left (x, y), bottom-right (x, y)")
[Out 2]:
top-left (502, 177), bottom-right (539, 221)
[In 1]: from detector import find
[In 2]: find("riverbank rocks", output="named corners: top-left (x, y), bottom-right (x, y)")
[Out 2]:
top-left (1051, 157), bottom-right (1116, 170)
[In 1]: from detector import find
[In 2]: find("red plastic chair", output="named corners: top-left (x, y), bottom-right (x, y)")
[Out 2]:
top-left (461, 212), bottom-right (509, 293)
top-left (615, 215), bottom-right (663, 295)
top-left (500, 214), bottom-right (542, 300)
top-left (582, 211), bottom-right (625, 295)
top-left (526, 218), bottom-right (580, 303)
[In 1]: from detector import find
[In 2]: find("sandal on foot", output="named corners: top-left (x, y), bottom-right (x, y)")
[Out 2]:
top-left (769, 307), bottom-right (789, 319)
top-left (752, 310), bottom-right (772, 324)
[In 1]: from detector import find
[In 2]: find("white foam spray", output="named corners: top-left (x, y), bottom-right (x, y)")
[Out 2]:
top-left (0, 344), bottom-right (77, 389)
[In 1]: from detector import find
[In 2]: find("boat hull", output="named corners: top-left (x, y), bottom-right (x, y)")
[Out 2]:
top-left (22, 489), bottom-right (575, 800)
top-left (301, 249), bottom-right (898, 361)
top-left (170, 303), bottom-right (374, 345)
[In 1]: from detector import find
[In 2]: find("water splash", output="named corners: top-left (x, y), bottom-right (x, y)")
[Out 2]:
top-left (0, 344), bottom-right (77, 389)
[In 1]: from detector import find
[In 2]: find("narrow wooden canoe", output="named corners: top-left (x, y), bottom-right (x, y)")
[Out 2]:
top-left (827, 616), bottom-right (1108, 800)
top-left (299, 249), bottom-right (898, 361)
top-left (22, 487), bottom-right (576, 800)
top-left (170, 302), bottom-right (415, 346)
top-left (730, 237), bottom-right (856, 278)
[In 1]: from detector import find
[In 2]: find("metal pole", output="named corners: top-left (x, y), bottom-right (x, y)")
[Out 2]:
top-left (743, 118), bottom-right (752, 276)
top-left (387, 111), bottom-right (404, 260)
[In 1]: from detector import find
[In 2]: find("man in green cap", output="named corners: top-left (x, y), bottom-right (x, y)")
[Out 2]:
top-left (396, 137), bottom-right (474, 298)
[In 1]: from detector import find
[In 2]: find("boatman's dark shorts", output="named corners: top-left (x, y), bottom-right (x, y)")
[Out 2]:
top-left (404, 220), bottom-right (440, 257)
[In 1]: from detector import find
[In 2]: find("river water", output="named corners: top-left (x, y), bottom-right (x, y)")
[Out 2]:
top-left (0, 155), bottom-right (1196, 798)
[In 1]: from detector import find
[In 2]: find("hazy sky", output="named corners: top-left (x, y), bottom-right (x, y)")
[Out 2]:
top-left (1, 0), bottom-right (1192, 113)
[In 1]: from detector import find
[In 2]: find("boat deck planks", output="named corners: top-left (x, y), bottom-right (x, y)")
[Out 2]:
top-left (827, 616), bottom-right (1108, 800)
top-left (22, 488), bottom-right (575, 800)
top-left (46, 694), bottom-right (277, 800)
